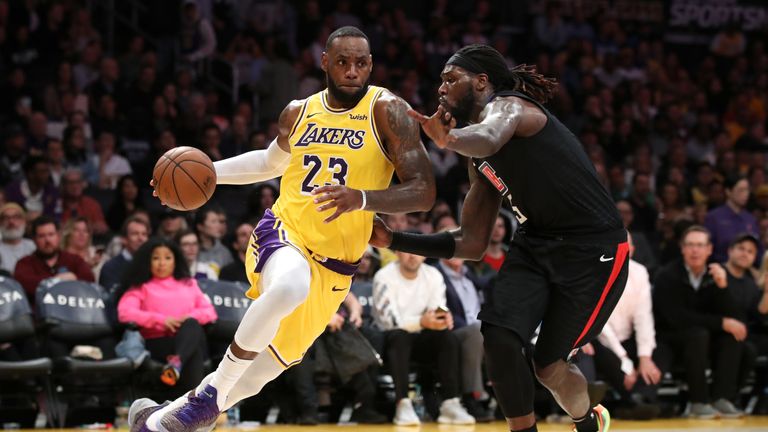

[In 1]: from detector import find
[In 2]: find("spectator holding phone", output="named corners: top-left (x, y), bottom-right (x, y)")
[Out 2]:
top-left (372, 245), bottom-right (474, 426)
top-left (433, 215), bottom-right (493, 422)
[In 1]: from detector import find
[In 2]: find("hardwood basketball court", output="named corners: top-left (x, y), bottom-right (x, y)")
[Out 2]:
top-left (20, 417), bottom-right (768, 432)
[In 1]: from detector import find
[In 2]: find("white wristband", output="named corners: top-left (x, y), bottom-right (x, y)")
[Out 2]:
top-left (359, 190), bottom-right (367, 210)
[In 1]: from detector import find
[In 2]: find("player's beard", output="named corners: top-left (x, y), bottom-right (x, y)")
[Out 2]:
top-left (441, 88), bottom-right (476, 126)
top-left (326, 74), bottom-right (370, 106)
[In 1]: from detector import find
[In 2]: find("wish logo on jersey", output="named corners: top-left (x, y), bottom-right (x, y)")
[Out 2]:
top-left (295, 123), bottom-right (366, 149)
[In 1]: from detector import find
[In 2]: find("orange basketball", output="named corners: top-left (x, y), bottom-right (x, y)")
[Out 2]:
top-left (152, 146), bottom-right (217, 211)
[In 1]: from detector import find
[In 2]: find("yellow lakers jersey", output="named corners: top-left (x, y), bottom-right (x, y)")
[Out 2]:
top-left (271, 86), bottom-right (394, 263)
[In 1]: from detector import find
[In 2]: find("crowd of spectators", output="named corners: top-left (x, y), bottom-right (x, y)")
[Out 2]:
top-left (2, 0), bottom-right (768, 425)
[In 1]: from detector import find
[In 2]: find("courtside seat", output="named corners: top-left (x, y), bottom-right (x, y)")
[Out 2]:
top-left (0, 357), bottom-right (53, 376)
top-left (197, 278), bottom-right (251, 365)
top-left (0, 276), bottom-right (55, 427)
top-left (56, 356), bottom-right (133, 374)
top-left (36, 278), bottom-right (133, 427)
top-left (36, 279), bottom-right (133, 375)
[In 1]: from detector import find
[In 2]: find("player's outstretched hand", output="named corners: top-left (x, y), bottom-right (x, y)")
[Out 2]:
top-left (312, 184), bottom-right (364, 223)
top-left (407, 105), bottom-right (456, 149)
top-left (369, 216), bottom-right (393, 248)
top-left (149, 179), bottom-right (167, 206)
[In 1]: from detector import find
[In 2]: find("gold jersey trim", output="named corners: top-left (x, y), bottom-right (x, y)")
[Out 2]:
top-left (320, 90), bottom-right (353, 113)
top-left (368, 88), bottom-right (391, 163)
top-left (288, 99), bottom-right (309, 139)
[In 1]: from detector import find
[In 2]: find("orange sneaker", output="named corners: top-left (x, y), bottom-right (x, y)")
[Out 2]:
top-left (160, 365), bottom-right (180, 385)
top-left (572, 404), bottom-right (611, 432)
top-left (160, 355), bottom-right (181, 386)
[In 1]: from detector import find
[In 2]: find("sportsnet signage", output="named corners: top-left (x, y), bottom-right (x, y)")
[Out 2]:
top-left (668, 0), bottom-right (768, 31)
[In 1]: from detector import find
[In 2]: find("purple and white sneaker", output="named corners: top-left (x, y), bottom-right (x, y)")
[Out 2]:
top-left (158, 384), bottom-right (221, 432)
top-left (128, 399), bottom-right (169, 432)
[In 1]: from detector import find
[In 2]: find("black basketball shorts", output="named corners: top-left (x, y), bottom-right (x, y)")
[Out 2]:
top-left (478, 228), bottom-right (629, 366)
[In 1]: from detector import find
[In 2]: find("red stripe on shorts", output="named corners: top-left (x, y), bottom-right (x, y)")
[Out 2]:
top-left (572, 241), bottom-right (629, 349)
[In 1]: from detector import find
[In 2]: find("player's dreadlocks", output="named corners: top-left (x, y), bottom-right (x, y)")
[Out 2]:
top-left (446, 44), bottom-right (558, 104)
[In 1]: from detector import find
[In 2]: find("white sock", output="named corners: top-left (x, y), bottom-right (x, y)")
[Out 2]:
top-left (208, 347), bottom-right (254, 409)
top-left (222, 352), bottom-right (285, 410)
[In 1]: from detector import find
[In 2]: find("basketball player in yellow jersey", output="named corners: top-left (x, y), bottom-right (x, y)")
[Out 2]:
top-left (132, 26), bottom-right (462, 432)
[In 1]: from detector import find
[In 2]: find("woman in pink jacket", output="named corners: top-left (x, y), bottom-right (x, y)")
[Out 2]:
top-left (118, 238), bottom-right (217, 390)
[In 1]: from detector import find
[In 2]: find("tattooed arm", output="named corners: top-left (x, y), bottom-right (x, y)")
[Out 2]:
top-left (366, 91), bottom-right (436, 212)
top-left (312, 91), bottom-right (436, 222)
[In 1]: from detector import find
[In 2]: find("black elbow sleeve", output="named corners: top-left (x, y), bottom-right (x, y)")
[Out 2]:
top-left (389, 231), bottom-right (456, 259)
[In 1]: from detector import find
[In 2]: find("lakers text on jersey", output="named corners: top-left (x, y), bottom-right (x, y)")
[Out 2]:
top-left (271, 85), bottom-right (394, 263)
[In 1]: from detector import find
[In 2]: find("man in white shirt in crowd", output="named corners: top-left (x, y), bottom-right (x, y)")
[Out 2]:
top-left (373, 245), bottom-right (475, 426)
top-left (0, 203), bottom-right (35, 274)
top-left (433, 216), bottom-right (493, 422)
top-left (592, 232), bottom-right (662, 419)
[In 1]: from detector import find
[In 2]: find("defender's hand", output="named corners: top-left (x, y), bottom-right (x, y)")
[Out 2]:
top-left (407, 105), bottom-right (456, 149)
top-left (369, 216), bottom-right (393, 248)
top-left (149, 179), bottom-right (167, 206)
top-left (312, 185), bottom-right (364, 223)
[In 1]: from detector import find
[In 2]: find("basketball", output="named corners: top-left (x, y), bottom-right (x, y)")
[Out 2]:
top-left (152, 146), bottom-right (217, 211)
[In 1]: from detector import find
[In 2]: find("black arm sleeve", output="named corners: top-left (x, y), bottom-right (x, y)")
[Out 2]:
top-left (389, 231), bottom-right (456, 259)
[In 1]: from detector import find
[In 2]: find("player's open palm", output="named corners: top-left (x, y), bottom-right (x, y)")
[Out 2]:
top-left (312, 185), bottom-right (364, 223)
top-left (407, 105), bottom-right (456, 149)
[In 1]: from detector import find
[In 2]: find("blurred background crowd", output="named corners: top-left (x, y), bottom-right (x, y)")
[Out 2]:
top-left (1, 0), bottom-right (768, 427)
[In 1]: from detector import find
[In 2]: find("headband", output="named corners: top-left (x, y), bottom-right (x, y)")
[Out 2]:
top-left (446, 52), bottom-right (486, 75)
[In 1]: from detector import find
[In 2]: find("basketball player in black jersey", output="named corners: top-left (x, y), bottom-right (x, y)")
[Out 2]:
top-left (371, 45), bottom-right (628, 432)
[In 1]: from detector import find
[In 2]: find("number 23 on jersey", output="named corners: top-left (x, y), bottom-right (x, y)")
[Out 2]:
top-left (301, 154), bottom-right (349, 194)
